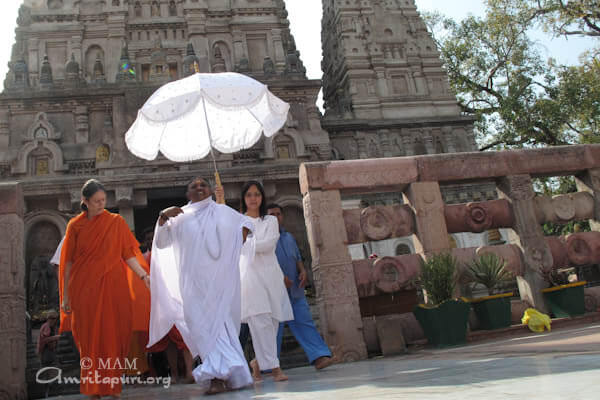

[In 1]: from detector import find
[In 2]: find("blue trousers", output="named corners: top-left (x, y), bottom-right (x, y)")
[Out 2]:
top-left (277, 296), bottom-right (331, 364)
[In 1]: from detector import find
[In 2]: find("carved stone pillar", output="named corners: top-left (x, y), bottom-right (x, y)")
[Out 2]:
top-left (402, 134), bottom-right (414, 156)
top-left (423, 129), bottom-right (434, 154)
top-left (498, 175), bottom-right (552, 312)
top-left (0, 109), bottom-right (9, 148)
top-left (28, 38), bottom-right (39, 86)
top-left (576, 168), bottom-right (600, 232)
top-left (379, 129), bottom-right (392, 157)
top-left (0, 183), bottom-right (26, 400)
top-left (302, 189), bottom-right (367, 363)
top-left (74, 106), bottom-right (89, 144)
top-left (119, 206), bottom-right (135, 231)
top-left (116, 186), bottom-right (134, 231)
top-left (232, 30), bottom-right (244, 63)
top-left (442, 126), bottom-right (456, 153)
top-left (111, 97), bottom-right (128, 161)
top-left (375, 69), bottom-right (388, 97)
top-left (271, 29), bottom-right (286, 71)
top-left (403, 182), bottom-right (450, 257)
top-left (69, 189), bottom-right (81, 211)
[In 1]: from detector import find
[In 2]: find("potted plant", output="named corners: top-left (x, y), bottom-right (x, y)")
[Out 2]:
top-left (541, 267), bottom-right (586, 318)
top-left (413, 253), bottom-right (470, 347)
top-left (464, 253), bottom-right (514, 330)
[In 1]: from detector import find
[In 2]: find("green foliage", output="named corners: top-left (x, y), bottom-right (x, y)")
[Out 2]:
top-left (526, 0), bottom-right (600, 38)
top-left (419, 253), bottom-right (458, 306)
top-left (423, 0), bottom-right (600, 150)
top-left (466, 253), bottom-right (513, 295)
top-left (534, 176), bottom-right (591, 235)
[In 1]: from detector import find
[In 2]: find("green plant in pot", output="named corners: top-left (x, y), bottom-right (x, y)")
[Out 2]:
top-left (413, 253), bottom-right (470, 347)
top-left (465, 253), bottom-right (514, 330)
top-left (540, 267), bottom-right (586, 318)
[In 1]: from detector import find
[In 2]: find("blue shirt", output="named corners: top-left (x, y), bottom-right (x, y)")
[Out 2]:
top-left (275, 228), bottom-right (304, 299)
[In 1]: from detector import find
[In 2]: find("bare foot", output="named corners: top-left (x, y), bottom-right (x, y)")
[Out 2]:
top-left (182, 375), bottom-right (195, 384)
top-left (272, 367), bottom-right (288, 382)
top-left (206, 379), bottom-right (228, 395)
top-left (250, 359), bottom-right (262, 382)
top-left (314, 356), bottom-right (334, 370)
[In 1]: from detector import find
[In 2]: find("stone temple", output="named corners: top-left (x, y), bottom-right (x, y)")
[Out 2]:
top-left (0, 0), bottom-right (495, 397)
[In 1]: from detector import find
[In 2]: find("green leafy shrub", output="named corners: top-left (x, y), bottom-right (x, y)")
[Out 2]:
top-left (419, 253), bottom-right (458, 306)
top-left (466, 253), bottom-right (513, 296)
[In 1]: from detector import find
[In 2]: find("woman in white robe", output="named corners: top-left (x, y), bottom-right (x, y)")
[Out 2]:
top-left (239, 180), bottom-right (293, 382)
top-left (149, 177), bottom-right (254, 394)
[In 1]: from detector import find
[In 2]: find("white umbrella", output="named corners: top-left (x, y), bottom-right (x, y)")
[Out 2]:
top-left (125, 72), bottom-right (290, 183)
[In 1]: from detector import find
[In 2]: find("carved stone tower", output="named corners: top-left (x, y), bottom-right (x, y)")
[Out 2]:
top-left (321, 0), bottom-right (477, 161)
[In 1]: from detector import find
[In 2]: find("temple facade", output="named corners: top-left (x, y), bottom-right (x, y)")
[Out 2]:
top-left (1, 0), bottom-right (329, 325)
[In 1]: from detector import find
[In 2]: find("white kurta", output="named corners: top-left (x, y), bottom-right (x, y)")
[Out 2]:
top-left (240, 215), bottom-right (293, 323)
top-left (148, 197), bottom-right (253, 390)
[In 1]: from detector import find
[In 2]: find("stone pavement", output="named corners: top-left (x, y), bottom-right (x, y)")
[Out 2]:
top-left (49, 324), bottom-right (600, 400)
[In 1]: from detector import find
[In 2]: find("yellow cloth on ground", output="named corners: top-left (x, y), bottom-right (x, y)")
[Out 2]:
top-left (522, 308), bottom-right (551, 333)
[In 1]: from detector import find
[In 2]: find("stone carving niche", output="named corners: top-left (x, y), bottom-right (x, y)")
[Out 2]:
top-left (12, 113), bottom-right (67, 176)
top-left (25, 112), bottom-right (61, 142)
top-left (262, 121), bottom-right (307, 160)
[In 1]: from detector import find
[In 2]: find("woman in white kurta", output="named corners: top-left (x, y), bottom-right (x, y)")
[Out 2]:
top-left (239, 180), bottom-right (293, 382)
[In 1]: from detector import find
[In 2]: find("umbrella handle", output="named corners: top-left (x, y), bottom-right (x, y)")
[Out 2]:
top-left (214, 171), bottom-right (225, 205)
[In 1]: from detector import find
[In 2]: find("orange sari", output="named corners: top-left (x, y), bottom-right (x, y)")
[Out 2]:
top-left (58, 210), bottom-right (147, 396)
top-left (125, 253), bottom-right (151, 376)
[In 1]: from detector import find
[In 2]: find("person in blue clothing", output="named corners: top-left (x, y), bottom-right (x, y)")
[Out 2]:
top-left (266, 203), bottom-right (333, 371)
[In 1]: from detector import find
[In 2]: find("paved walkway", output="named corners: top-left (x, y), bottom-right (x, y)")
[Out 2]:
top-left (50, 324), bottom-right (600, 400)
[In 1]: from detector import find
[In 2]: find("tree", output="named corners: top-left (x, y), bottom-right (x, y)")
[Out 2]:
top-left (528, 0), bottom-right (600, 38)
top-left (424, 0), bottom-right (600, 150)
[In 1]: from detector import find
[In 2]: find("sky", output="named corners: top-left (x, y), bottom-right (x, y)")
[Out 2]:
top-left (0, 0), bottom-right (595, 90)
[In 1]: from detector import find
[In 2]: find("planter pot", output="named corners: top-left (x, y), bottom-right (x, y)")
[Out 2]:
top-left (468, 292), bottom-right (513, 330)
top-left (542, 281), bottom-right (587, 318)
top-left (413, 299), bottom-right (470, 347)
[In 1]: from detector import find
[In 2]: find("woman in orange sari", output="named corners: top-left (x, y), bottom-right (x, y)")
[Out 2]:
top-left (59, 179), bottom-right (150, 399)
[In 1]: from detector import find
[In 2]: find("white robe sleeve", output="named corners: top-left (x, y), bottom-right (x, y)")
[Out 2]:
top-left (148, 218), bottom-right (184, 349)
top-left (154, 220), bottom-right (173, 249)
top-left (254, 216), bottom-right (280, 254)
top-left (50, 237), bottom-right (65, 266)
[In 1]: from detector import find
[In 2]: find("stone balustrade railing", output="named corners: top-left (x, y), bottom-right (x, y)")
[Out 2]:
top-left (300, 144), bottom-right (600, 362)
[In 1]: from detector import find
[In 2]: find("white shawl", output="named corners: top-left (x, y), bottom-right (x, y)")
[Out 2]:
top-left (148, 197), bottom-right (253, 359)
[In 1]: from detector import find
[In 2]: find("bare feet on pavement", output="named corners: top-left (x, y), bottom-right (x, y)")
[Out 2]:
top-left (314, 356), bottom-right (334, 370)
top-left (272, 367), bottom-right (288, 382)
top-left (206, 378), bottom-right (228, 395)
top-left (250, 359), bottom-right (263, 382)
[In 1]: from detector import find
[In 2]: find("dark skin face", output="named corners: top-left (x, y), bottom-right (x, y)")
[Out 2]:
top-left (267, 207), bottom-right (283, 227)
top-left (186, 178), bottom-right (212, 203)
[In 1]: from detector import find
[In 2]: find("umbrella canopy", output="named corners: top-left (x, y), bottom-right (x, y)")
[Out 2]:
top-left (125, 72), bottom-right (289, 162)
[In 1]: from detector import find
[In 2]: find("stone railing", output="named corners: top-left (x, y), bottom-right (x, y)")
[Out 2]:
top-left (300, 144), bottom-right (600, 362)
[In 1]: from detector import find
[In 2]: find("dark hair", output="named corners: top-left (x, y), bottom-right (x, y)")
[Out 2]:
top-left (80, 179), bottom-right (106, 211)
top-left (266, 203), bottom-right (282, 212)
top-left (187, 176), bottom-right (213, 189)
top-left (141, 226), bottom-right (154, 237)
top-left (241, 180), bottom-right (267, 217)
